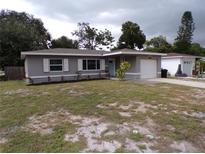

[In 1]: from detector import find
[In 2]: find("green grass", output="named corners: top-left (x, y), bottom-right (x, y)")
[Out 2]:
top-left (138, 144), bottom-right (146, 150)
top-left (129, 132), bottom-right (144, 141)
top-left (0, 80), bottom-right (205, 152)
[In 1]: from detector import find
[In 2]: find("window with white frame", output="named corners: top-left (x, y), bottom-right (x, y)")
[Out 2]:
top-left (82, 59), bottom-right (100, 70)
top-left (49, 59), bottom-right (63, 71)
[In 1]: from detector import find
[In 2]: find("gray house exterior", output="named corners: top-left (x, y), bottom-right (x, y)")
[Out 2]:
top-left (21, 48), bottom-right (166, 84)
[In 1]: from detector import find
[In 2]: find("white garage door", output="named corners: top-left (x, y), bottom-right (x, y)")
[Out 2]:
top-left (140, 59), bottom-right (157, 79)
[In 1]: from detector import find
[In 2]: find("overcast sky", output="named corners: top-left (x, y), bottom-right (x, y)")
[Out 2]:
top-left (0, 0), bottom-right (205, 47)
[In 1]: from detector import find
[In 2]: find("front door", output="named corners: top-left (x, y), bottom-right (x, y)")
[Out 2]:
top-left (108, 59), bottom-right (115, 77)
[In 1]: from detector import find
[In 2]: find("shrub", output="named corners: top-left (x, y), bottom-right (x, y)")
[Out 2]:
top-left (116, 61), bottom-right (131, 80)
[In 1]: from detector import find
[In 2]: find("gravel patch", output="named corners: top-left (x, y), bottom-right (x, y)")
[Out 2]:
top-left (170, 141), bottom-right (197, 152)
top-left (0, 137), bottom-right (8, 144)
top-left (118, 111), bottom-right (132, 117)
top-left (96, 104), bottom-right (108, 109)
top-left (103, 131), bottom-right (115, 136)
top-left (22, 109), bottom-right (72, 135)
top-left (118, 104), bottom-right (133, 110)
top-left (183, 111), bottom-right (205, 118)
top-left (64, 134), bottom-right (79, 142)
top-left (132, 102), bottom-right (156, 113)
top-left (109, 102), bottom-right (118, 107)
top-left (64, 117), bottom-right (121, 152)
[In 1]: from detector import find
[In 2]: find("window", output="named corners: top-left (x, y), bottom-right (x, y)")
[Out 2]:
top-left (97, 60), bottom-right (100, 69)
top-left (82, 59), bottom-right (101, 70)
top-left (122, 57), bottom-right (128, 61)
top-left (49, 59), bottom-right (63, 71)
top-left (83, 60), bottom-right (87, 70)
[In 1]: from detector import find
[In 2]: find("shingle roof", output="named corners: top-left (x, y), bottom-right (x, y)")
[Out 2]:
top-left (21, 48), bottom-right (166, 58)
top-left (22, 48), bottom-right (108, 55)
top-left (104, 48), bottom-right (166, 56)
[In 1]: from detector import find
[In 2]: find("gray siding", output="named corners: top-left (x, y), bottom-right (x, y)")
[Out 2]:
top-left (114, 56), bottom-right (138, 73)
top-left (26, 55), bottom-right (107, 84)
top-left (27, 55), bottom-right (106, 76)
top-left (25, 54), bottom-right (162, 84)
top-left (113, 55), bottom-right (161, 79)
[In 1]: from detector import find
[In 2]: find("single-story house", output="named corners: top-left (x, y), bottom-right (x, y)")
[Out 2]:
top-left (21, 48), bottom-right (166, 84)
top-left (161, 53), bottom-right (201, 76)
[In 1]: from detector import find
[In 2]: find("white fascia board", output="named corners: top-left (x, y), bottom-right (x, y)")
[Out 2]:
top-left (21, 52), bottom-right (103, 57)
top-left (162, 56), bottom-right (200, 59)
top-left (103, 51), bottom-right (122, 56)
top-left (103, 51), bottom-right (166, 56)
top-left (122, 51), bottom-right (166, 56)
top-left (21, 51), bottom-right (167, 57)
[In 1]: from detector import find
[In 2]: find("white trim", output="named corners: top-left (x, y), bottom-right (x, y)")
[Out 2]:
top-left (21, 52), bottom-right (103, 57)
top-left (103, 51), bottom-right (166, 56)
top-left (63, 59), bottom-right (69, 71)
top-left (125, 72), bottom-right (141, 75)
top-left (25, 58), bottom-right (28, 77)
top-left (21, 51), bottom-right (166, 57)
top-left (28, 73), bottom-right (108, 79)
top-left (79, 70), bottom-right (101, 72)
top-left (78, 59), bottom-right (83, 71)
top-left (43, 58), bottom-right (49, 72)
top-left (162, 56), bottom-right (200, 59)
top-left (80, 73), bottom-right (108, 76)
top-left (30, 74), bottom-right (78, 79)
top-left (104, 51), bottom-right (122, 56)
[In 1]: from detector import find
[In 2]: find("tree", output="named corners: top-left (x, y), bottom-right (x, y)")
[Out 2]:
top-left (51, 36), bottom-right (78, 49)
top-left (72, 22), bottom-right (114, 50)
top-left (174, 11), bottom-right (195, 52)
top-left (0, 10), bottom-right (51, 69)
top-left (118, 21), bottom-right (146, 49)
top-left (145, 35), bottom-right (173, 53)
top-left (146, 35), bottom-right (170, 48)
top-left (116, 61), bottom-right (131, 80)
top-left (189, 43), bottom-right (202, 55)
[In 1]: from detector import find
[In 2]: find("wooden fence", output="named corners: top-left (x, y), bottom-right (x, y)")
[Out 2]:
top-left (4, 66), bottom-right (25, 80)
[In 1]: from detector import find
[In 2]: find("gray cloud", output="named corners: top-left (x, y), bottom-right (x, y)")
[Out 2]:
top-left (27, 0), bottom-right (205, 47)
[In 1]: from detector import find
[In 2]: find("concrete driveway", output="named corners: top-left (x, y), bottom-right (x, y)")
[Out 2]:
top-left (148, 78), bottom-right (205, 89)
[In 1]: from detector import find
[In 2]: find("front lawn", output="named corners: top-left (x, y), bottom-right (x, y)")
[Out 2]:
top-left (0, 80), bottom-right (204, 152)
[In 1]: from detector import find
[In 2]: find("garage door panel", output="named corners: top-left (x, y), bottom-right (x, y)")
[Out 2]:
top-left (140, 59), bottom-right (157, 79)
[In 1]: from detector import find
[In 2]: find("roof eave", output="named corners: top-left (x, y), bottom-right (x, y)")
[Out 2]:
top-left (162, 56), bottom-right (202, 59)
top-left (103, 51), bottom-right (166, 56)
top-left (21, 52), bottom-right (103, 57)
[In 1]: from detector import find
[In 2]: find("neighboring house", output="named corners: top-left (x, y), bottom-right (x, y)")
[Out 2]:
top-left (161, 53), bottom-right (201, 76)
top-left (21, 48), bottom-right (165, 84)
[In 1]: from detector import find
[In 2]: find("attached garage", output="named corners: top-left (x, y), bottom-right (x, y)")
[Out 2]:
top-left (104, 49), bottom-right (165, 80)
top-left (140, 59), bottom-right (157, 79)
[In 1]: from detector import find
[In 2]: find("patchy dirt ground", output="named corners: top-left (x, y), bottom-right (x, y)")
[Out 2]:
top-left (21, 109), bottom-right (158, 152)
top-left (0, 80), bottom-right (205, 152)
